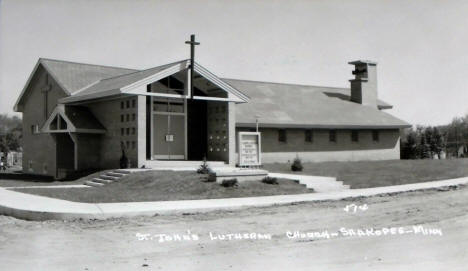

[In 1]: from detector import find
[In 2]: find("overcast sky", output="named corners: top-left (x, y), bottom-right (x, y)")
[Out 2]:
top-left (1, 0), bottom-right (467, 126)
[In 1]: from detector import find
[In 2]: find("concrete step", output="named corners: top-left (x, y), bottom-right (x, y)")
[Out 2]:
top-left (92, 178), bottom-right (113, 184)
top-left (100, 175), bottom-right (120, 181)
top-left (84, 180), bottom-right (105, 187)
top-left (107, 172), bottom-right (127, 177)
top-left (114, 169), bottom-right (131, 174)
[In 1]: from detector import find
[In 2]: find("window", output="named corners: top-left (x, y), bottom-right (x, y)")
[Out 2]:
top-left (132, 99), bottom-right (136, 108)
top-left (278, 129), bottom-right (287, 142)
top-left (351, 130), bottom-right (359, 142)
top-left (305, 130), bottom-right (313, 143)
top-left (132, 127), bottom-right (136, 135)
top-left (126, 114), bottom-right (130, 122)
top-left (132, 113), bottom-right (136, 121)
top-left (372, 130), bottom-right (380, 142)
top-left (126, 100), bottom-right (130, 108)
top-left (120, 115), bottom-right (124, 122)
top-left (121, 128), bottom-right (124, 136)
top-left (132, 141), bottom-right (136, 149)
top-left (30, 125), bottom-right (39, 135)
top-left (126, 128), bottom-right (130, 135)
top-left (120, 101), bottom-right (124, 109)
top-left (329, 130), bottom-right (337, 142)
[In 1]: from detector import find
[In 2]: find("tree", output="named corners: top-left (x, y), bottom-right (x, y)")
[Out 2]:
top-left (431, 127), bottom-right (445, 159)
top-left (0, 114), bottom-right (22, 153)
top-left (418, 133), bottom-right (430, 159)
top-left (401, 130), bottom-right (418, 159)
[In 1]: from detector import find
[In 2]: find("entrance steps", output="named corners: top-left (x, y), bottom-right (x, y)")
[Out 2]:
top-left (268, 173), bottom-right (350, 193)
top-left (84, 169), bottom-right (131, 187)
top-left (144, 160), bottom-right (227, 171)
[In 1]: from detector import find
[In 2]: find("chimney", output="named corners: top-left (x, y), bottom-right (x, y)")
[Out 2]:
top-left (349, 60), bottom-right (378, 108)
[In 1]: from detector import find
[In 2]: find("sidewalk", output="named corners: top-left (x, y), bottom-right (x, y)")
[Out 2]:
top-left (1, 176), bottom-right (467, 221)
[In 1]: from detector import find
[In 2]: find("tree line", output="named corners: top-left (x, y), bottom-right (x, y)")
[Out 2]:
top-left (401, 113), bottom-right (468, 159)
top-left (0, 114), bottom-right (22, 153)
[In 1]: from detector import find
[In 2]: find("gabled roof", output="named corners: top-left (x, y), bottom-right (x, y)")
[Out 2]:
top-left (41, 105), bottom-right (105, 134)
top-left (40, 58), bottom-right (137, 94)
top-left (58, 60), bottom-right (249, 103)
top-left (15, 58), bottom-right (409, 129)
top-left (14, 58), bottom-right (137, 111)
top-left (226, 79), bottom-right (410, 129)
top-left (61, 60), bottom-right (190, 102)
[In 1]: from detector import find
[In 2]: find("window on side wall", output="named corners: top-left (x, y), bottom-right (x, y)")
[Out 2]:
top-left (329, 130), bottom-right (337, 142)
top-left (351, 130), bottom-right (359, 142)
top-left (30, 125), bottom-right (39, 135)
top-left (278, 129), bottom-right (287, 143)
top-left (372, 130), bottom-right (380, 142)
top-left (305, 129), bottom-right (313, 143)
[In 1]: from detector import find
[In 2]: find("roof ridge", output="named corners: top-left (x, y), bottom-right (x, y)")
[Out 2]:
top-left (39, 58), bottom-right (139, 71)
top-left (222, 77), bottom-right (349, 90)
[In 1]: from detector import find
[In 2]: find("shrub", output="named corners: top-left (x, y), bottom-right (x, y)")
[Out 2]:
top-left (221, 178), bottom-right (238, 187)
top-left (291, 156), bottom-right (303, 171)
top-left (262, 176), bottom-right (278, 185)
top-left (197, 156), bottom-right (211, 174)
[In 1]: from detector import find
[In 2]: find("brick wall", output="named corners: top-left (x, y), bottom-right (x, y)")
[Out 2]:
top-left (21, 65), bottom-right (67, 177)
top-left (87, 96), bottom-right (138, 169)
top-left (236, 127), bottom-right (401, 163)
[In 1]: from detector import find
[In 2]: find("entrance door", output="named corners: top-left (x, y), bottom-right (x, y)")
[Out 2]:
top-left (152, 98), bottom-right (186, 160)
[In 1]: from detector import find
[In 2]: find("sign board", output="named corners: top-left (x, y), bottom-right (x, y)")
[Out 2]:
top-left (238, 132), bottom-right (261, 166)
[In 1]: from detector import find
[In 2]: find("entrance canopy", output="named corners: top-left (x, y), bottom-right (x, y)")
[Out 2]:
top-left (59, 60), bottom-right (249, 104)
top-left (41, 105), bottom-right (106, 134)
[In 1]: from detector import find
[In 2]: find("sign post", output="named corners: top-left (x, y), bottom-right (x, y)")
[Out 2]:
top-left (238, 132), bottom-right (261, 167)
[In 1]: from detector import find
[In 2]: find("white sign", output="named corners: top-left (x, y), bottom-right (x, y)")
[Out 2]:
top-left (238, 132), bottom-right (261, 166)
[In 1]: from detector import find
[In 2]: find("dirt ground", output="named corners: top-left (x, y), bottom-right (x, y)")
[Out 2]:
top-left (1, 186), bottom-right (467, 270)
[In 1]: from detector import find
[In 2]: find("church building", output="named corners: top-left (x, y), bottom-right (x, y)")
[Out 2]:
top-left (14, 39), bottom-right (410, 179)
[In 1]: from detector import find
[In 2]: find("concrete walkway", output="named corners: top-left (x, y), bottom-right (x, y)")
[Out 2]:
top-left (1, 176), bottom-right (467, 221)
top-left (5, 185), bottom-right (89, 189)
top-left (268, 172), bottom-right (349, 192)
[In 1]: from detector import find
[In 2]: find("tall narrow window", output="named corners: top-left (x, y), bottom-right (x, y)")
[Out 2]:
top-left (120, 101), bottom-right (124, 109)
top-left (30, 125), bottom-right (39, 135)
top-left (305, 130), bottom-right (313, 143)
top-left (126, 100), bottom-right (130, 108)
top-left (278, 129), bottom-right (287, 142)
top-left (351, 130), bottom-right (359, 142)
top-left (132, 99), bottom-right (136, 108)
top-left (372, 130), bottom-right (380, 142)
top-left (329, 130), bottom-right (337, 142)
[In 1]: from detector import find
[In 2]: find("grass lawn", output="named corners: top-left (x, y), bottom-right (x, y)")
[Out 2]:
top-left (12, 171), bottom-right (312, 203)
top-left (264, 158), bottom-right (468, 189)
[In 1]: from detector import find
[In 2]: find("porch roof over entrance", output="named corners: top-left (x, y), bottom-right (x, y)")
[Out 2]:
top-left (56, 59), bottom-right (249, 103)
top-left (41, 105), bottom-right (106, 134)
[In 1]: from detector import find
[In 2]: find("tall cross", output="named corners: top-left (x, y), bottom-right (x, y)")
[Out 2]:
top-left (185, 34), bottom-right (200, 98)
top-left (41, 74), bottom-right (52, 119)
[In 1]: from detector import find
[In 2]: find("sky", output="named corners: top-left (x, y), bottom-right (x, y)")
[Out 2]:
top-left (0, 0), bottom-right (467, 126)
